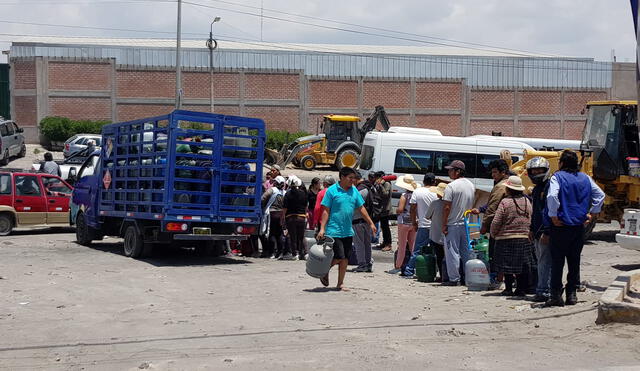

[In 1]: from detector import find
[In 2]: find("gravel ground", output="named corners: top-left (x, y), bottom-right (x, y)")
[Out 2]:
top-left (0, 224), bottom-right (639, 370)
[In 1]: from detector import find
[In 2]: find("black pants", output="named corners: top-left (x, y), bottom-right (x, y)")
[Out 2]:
top-left (269, 211), bottom-right (284, 256)
top-left (259, 234), bottom-right (272, 256)
top-left (380, 215), bottom-right (392, 247)
top-left (550, 225), bottom-right (584, 292)
top-left (431, 241), bottom-right (447, 281)
top-left (504, 272), bottom-right (529, 292)
top-left (286, 215), bottom-right (306, 257)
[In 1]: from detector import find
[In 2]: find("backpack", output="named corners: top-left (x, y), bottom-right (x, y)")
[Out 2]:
top-left (367, 182), bottom-right (387, 222)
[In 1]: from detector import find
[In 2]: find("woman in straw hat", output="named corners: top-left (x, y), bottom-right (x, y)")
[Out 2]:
top-left (490, 176), bottom-right (536, 297)
top-left (387, 174), bottom-right (421, 275)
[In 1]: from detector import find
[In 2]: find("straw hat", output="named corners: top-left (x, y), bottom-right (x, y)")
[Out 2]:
top-left (431, 182), bottom-right (448, 197)
top-left (395, 174), bottom-right (421, 192)
top-left (505, 175), bottom-right (525, 191)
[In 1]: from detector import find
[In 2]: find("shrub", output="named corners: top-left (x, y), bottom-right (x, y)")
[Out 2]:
top-left (39, 116), bottom-right (110, 143)
top-left (266, 130), bottom-right (312, 150)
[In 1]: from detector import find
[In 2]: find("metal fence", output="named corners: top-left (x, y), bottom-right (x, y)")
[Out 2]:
top-left (11, 43), bottom-right (613, 89)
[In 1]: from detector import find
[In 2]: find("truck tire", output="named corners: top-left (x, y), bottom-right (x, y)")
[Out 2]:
top-left (75, 212), bottom-right (94, 246)
top-left (0, 213), bottom-right (13, 236)
top-left (335, 149), bottom-right (359, 170)
top-left (123, 225), bottom-right (144, 258)
top-left (300, 155), bottom-right (316, 171)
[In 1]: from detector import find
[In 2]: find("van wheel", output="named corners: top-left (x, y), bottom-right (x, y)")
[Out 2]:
top-left (0, 150), bottom-right (8, 166)
top-left (335, 149), bottom-right (359, 170)
top-left (300, 155), bottom-right (316, 171)
top-left (75, 212), bottom-right (94, 246)
top-left (0, 214), bottom-right (13, 236)
top-left (123, 225), bottom-right (144, 258)
top-left (18, 144), bottom-right (26, 158)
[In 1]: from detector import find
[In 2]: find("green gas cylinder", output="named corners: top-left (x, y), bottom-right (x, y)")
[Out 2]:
top-left (416, 245), bottom-right (437, 282)
top-left (474, 235), bottom-right (490, 265)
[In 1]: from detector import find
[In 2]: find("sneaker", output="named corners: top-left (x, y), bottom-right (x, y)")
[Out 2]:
top-left (351, 266), bottom-right (368, 273)
top-left (298, 254), bottom-right (306, 261)
top-left (270, 254), bottom-right (278, 260)
top-left (400, 274), bottom-right (415, 279)
top-left (513, 290), bottom-right (527, 297)
top-left (533, 294), bottom-right (549, 303)
top-left (386, 268), bottom-right (401, 274)
top-left (292, 255), bottom-right (299, 261)
top-left (441, 281), bottom-right (460, 286)
top-left (280, 253), bottom-right (294, 260)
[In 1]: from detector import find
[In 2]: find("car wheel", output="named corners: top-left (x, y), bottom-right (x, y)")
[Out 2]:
top-left (123, 225), bottom-right (144, 258)
top-left (300, 155), bottom-right (316, 171)
top-left (75, 212), bottom-right (94, 246)
top-left (335, 149), bottom-right (360, 170)
top-left (0, 214), bottom-right (13, 236)
top-left (18, 144), bottom-right (26, 158)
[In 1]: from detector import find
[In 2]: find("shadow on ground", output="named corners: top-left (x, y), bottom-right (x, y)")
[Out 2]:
top-left (586, 230), bottom-right (617, 244)
top-left (85, 241), bottom-right (253, 267)
top-left (10, 227), bottom-right (75, 236)
top-left (612, 263), bottom-right (640, 272)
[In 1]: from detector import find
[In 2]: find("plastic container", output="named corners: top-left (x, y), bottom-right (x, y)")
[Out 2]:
top-left (627, 157), bottom-right (640, 177)
top-left (306, 237), bottom-right (335, 278)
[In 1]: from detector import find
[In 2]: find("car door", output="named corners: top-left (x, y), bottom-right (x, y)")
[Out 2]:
top-left (13, 174), bottom-right (47, 225)
top-left (41, 175), bottom-right (73, 224)
top-left (0, 123), bottom-right (8, 159)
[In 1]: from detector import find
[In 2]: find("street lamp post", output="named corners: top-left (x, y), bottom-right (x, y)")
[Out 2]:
top-left (175, 0), bottom-right (183, 109)
top-left (208, 17), bottom-right (220, 113)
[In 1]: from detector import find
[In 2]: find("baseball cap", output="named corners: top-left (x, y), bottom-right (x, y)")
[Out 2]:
top-left (274, 176), bottom-right (286, 185)
top-left (445, 160), bottom-right (466, 170)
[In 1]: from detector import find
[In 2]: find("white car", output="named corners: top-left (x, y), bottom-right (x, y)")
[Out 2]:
top-left (616, 209), bottom-right (640, 252)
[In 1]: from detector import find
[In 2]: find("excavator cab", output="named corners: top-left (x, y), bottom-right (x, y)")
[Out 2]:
top-left (322, 115), bottom-right (361, 153)
top-left (582, 101), bottom-right (639, 181)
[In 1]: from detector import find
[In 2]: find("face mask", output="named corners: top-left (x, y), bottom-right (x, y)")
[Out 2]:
top-left (529, 173), bottom-right (546, 185)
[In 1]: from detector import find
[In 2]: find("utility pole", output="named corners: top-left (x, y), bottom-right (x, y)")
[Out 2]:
top-left (208, 17), bottom-right (221, 113)
top-left (175, 0), bottom-right (182, 109)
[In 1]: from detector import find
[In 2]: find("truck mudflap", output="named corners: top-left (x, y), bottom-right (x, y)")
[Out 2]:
top-left (173, 234), bottom-right (249, 241)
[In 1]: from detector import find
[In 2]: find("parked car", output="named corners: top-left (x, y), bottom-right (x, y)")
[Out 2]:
top-left (0, 119), bottom-right (26, 165)
top-left (616, 209), bottom-right (640, 252)
top-left (0, 171), bottom-right (73, 235)
top-left (63, 134), bottom-right (101, 158)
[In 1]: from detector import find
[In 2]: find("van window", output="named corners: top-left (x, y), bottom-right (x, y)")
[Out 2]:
top-left (0, 174), bottom-right (11, 194)
top-left (394, 149), bottom-right (434, 174)
top-left (434, 152), bottom-right (476, 178)
top-left (360, 145), bottom-right (374, 170)
top-left (476, 154), bottom-right (501, 179)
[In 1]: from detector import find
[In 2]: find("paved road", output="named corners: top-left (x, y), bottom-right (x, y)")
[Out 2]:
top-left (1, 224), bottom-right (639, 370)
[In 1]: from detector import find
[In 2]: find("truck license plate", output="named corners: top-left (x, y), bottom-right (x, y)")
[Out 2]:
top-left (193, 227), bottom-right (211, 235)
top-left (629, 219), bottom-right (637, 233)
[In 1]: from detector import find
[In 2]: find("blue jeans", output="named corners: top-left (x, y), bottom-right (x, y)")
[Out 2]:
top-left (371, 221), bottom-right (381, 244)
top-left (535, 237), bottom-right (552, 296)
top-left (404, 227), bottom-right (430, 276)
top-left (444, 224), bottom-right (471, 283)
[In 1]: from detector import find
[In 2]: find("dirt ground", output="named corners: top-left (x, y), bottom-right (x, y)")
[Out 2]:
top-left (1, 224), bottom-right (640, 370)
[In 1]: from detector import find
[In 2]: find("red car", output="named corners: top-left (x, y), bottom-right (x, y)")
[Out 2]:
top-left (0, 171), bottom-right (73, 235)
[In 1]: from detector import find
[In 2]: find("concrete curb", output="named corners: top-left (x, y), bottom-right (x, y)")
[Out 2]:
top-left (596, 269), bottom-right (640, 324)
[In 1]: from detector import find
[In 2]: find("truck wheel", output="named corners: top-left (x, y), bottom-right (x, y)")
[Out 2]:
top-left (18, 144), bottom-right (26, 158)
top-left (0, 214), bottom-right (13, 236)
top-left (335, 149), bottom-right (359, 170)
top-left (123, 225), bottom-right (144, 258)
top-left (75, 212), bottom-right (94, 246)
top-left (300, 155), bottom-right (316, 171)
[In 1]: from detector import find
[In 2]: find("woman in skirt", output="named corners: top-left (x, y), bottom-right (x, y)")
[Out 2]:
top-left (490, 176), bottom-right (535, 296)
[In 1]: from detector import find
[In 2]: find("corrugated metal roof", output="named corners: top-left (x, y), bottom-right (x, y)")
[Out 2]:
top-left (8, 36), bottom-right (612, 89)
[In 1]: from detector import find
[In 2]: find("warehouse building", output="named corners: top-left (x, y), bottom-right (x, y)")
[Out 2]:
top-left (6, 36), bottom-right (636, 143)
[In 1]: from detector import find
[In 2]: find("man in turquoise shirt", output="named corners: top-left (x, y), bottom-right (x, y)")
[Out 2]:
top-left (318, 167), bottom-right (377, 290)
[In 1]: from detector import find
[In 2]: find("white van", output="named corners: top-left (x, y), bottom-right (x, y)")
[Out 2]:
top-left (359, 127), bottom-right (534, 193)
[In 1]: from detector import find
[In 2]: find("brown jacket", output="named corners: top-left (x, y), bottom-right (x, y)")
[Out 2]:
top-left (482, 178), bottom-right (508, 232)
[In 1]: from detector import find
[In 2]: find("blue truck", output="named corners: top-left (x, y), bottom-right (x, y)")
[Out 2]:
top-left (69, 110), bottom-right (265, 258)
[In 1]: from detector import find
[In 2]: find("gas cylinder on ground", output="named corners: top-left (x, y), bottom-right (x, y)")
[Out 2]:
top-left (306, 237), bottom-right (335, 278)
top-left (474, 235), bottom-right (490, 266)
top-left (415, 244), bottom-right (437, 282)
top-left (464, 251), bottom-right (490, 291)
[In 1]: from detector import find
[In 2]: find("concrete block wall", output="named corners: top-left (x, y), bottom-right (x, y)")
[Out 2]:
top-left (9, 56), bottom-right (617, 143)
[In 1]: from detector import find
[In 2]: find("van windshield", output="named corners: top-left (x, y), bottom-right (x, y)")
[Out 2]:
top-left (360, 145), bottom-right (374, 170)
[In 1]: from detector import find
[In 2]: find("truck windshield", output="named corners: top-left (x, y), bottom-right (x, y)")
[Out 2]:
top-left (583, 105), bottom-right (617, 147)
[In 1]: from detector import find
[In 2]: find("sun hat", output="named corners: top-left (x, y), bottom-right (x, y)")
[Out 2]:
top-left (505, 175), bottom-right (525, 191)
top-left (274, 175), bottom-right (286, 185)
top-left (432, 182), bottom-right (448, 197)
top-left (444, 160), bottom-right (466, 170)
top-left (395, 174), bottom-right (421, 192)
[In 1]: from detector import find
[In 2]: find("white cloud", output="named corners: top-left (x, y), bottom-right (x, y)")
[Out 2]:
top-left (0, 0), bottom-right (636, 62)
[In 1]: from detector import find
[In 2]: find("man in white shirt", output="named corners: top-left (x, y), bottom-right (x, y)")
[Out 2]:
top-left (442, 160), bottom-right (476, 285)
top-left (402, 173), bottom-right (438, 277)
